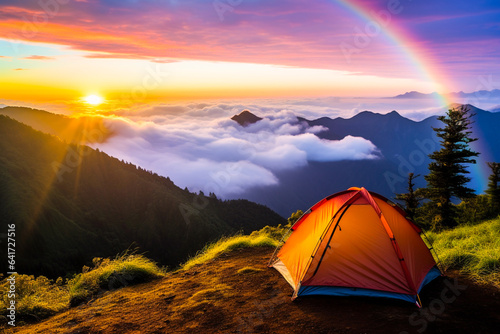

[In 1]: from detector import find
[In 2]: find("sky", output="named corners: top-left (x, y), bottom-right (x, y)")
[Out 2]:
top-left (0, 0), bottom-right (499, 111)
top-left (1, 0), bottom-right (499, 199)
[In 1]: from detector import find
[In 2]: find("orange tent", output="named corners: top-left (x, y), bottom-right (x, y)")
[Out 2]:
top-left (269, 187), bottom-right (441, 307)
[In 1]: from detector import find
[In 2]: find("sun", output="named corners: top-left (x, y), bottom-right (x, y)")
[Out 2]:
top-left (83, 94), bottom-right (104, 105)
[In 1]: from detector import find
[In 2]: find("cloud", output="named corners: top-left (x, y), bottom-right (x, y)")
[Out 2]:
top-left (22, 55), bottom-right (55, 60)
top-left (13, 68), bottom-right (26, 70)
top-left (93, 102), bottom-right (379, 197)
top-left (0, 0), bottom-right (497, 83)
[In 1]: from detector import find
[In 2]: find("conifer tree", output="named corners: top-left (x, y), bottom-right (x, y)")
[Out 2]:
top-left (425, 105), bottom-right (479, 228)
top-left (396, 173), bottom-right (424, 220)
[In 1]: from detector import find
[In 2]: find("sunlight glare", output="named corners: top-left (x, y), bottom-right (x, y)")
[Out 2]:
top-left (83, 94), bottom-right (104, 105)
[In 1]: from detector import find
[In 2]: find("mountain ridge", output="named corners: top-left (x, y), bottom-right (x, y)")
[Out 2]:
top-left (2, 104), bottom-right (498, 218)
top-left (0, 115), bottom-right (284, 277)
top-left (393, 89), bottom-right (500, 99)
top-left (242, 104), bottom-right (500, 216)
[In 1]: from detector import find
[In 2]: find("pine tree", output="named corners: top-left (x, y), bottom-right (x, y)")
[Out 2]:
top-left (486, 162), bottom-right (500, 214)
top-left (396, 173), bottom-right (424, 221)
top-left (425, 105), bottom-right (479, 228)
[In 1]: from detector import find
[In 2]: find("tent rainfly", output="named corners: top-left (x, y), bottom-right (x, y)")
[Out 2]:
top-left (269, 187), bottom-right (441, 307)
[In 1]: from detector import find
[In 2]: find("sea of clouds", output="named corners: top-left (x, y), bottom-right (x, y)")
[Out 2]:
top-left (93, 98), bottom-right (387, 197)
top-left (83, 95), bottom-right (500, 197)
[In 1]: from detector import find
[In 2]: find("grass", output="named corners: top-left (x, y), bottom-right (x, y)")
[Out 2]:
top-left (68, 253), bottom-right (165, 305)
top-left (426, 217), bottom-right (500, 286)
top-left (237, 267), bottom-right (264, 274)
top-left (0, 274), bottom-right (69, 322)
top-left (4, 218), bottom-right (497, 327)
top-left (181, 226), bottom-right (284, 271)
top-left (0, 253), bottom-right (165, 325)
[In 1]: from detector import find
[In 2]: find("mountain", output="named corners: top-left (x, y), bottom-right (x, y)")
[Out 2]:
top-left (393, 89), bottom-right (500, 99)
top-left (8, 246), bottom-right (500, 333)
top-left (392, 91), bottom-right (442, 99)
top-left (0, 115), bottom-right (284, 277)
top-left (242, 105), bottom-right (500, 216)
top-left (0, 106), bottom-right (112, 143)
top-left (231, 109), bottom-right (263, 126)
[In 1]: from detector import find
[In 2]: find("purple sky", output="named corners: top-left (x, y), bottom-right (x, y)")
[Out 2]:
top-left (1, 0), bottom-right (499, 93)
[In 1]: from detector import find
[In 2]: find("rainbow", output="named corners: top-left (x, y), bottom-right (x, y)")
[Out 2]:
top-left (333, 0), bottom-right (494, 193)
top-left (332, 0), bottom-right (452, 107)
top-left (469, 129), bottom-right (494, 193)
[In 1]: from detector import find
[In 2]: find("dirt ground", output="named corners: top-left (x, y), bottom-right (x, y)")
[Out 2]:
top-left (4, 247), bottom-right (500, 333)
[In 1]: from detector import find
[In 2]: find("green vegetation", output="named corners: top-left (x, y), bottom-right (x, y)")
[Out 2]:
top-left (1, 215), bottom-right (498, 327)
top-left (0, 253), bottom-right (165, 323)
top-left (396, 173), bottom-right (424, 221)
top-left (237, 267), bottom-right (264, 274)
top-left (0, 274), bottom-right (69, 322)
top-left (486, 162), bottom-right (500, 215)
top-left (287, 209), bottom-right (304, 226)
top-left (426, 217), bottom-right (500, 286)
top-left (0, 115), bottom-right (284, 277)
top-left (68, 253), bottom-right (165, 306)
top-left (425, 105), bottom-right (479, 229)
top-left (0, 106), bottom-right (112, 144)
top-left (0, 225), bottom-right (287, 324)
top-left (181, 226), bottom-right (283, 271)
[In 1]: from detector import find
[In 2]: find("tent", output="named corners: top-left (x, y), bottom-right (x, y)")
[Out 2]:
top-left (269, 187), bottom-right (441, 307)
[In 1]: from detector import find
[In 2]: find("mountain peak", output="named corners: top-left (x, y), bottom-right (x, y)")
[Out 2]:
top-left (387, 110), bottom-right (403, 118)
top-left (392, 91), bottom-right (441, 99)
top-left (231, 110), bottom-right (262, 127)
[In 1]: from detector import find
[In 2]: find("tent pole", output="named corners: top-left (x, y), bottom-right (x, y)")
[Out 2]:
top-left (267, 210), bottom-right (309, 267)
top-left (420, 229), bottom-right (445, 275)
top-left (416, 294), bottom-right (423, 308)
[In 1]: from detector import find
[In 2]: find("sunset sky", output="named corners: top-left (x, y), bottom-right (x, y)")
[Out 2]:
top-left (0, 0), bottom-right (499, 112)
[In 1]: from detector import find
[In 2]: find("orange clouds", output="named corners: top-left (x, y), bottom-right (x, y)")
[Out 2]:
top-left (23, 55), bottom-right (55, 60)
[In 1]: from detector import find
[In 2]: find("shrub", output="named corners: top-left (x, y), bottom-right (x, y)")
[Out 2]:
top-left (181, 226), bottom-right (283, 271)
top-left (68, 253), bottom-right (165, 306)
top-left (0, 274), bottom-right (69, 323)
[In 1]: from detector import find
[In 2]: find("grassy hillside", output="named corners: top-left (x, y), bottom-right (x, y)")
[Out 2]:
top-left (0, 115), bottom-right (285, 277)
top-left (3, 218), bottom-right (498, 326)
top-left (3, 243), bottom-right (499, 333)
top-left (426, 217), bottom-right (500, 286)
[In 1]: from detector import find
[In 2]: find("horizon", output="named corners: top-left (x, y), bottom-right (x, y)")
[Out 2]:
top-left (1, 0), bottom-right (499, 114)
top-left (1, 0), bottom-right (499, 209)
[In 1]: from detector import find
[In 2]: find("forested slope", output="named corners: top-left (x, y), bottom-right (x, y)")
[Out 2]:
top-left (0, 115), bottom-right (284, 277)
